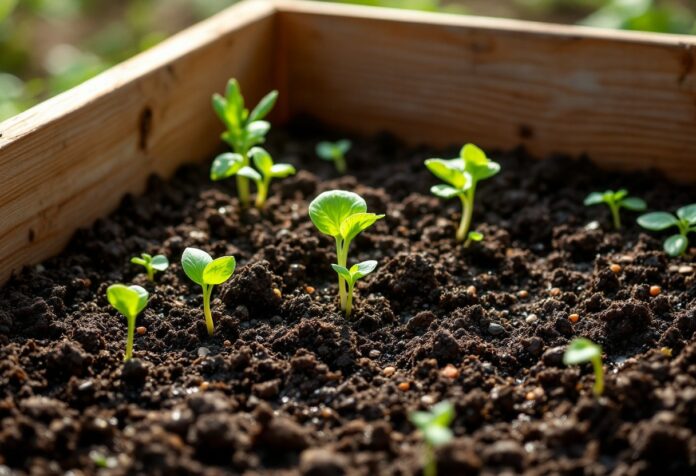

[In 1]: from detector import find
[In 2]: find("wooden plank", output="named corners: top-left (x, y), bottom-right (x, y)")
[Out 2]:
top-left (275, 0), bottom-right (696, 182)
top-left (0, 0), bottom-right (277, 283)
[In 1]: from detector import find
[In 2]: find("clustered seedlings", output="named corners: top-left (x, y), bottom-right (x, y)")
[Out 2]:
top-left (563, 337), bottom-right (604, 396)
top-left (130, 252), bottom-right (169, 281)
top-left (425, 143), bottom-right (500, 245)
top-left (181, 247), bottom-right (236, 336)
top-left (331, 260), bottom-right (377, 317)
top-left (584, 189), bottom-right (646, 229)
top-left (408, 401), bottom-right (455, 476)
top-left (638, 203), bottom-right (696, 256)
top-left (309, 190), bottom-right (384, 316)
top-left (316, 139), bottom-right (351, 174)
top-left (232, 147), bottom-right (296, 208)
top-left (106, 284), bottom-right (149, 361)
top-left (211, 78), bottom-right (278, 207)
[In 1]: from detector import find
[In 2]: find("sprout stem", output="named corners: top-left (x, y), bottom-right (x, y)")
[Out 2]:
top-left (591, 356), bottom-right (604, 396)
top-left (608, 201), bottom-right (621, 229)
top-left (125, 317), bottom-right (135, 361)
top-left (146, 266), bottom-right (154, 282)
top-left (202, 284), bottom-right (214, 336)
top-left (456, 194), bottom-right (474, 242)
top-left (335, 155), bottom-right (346, 174)
top-left (345, 283), bottom-right (354, 317)
top-left (237, 152), bottom-right (251, 207)
top-left (335, 238), bottom-right (349, 310)
top-left (255, 179), bottom-right (269, 209)
top-left (424, 444), bottom-right (436, 476)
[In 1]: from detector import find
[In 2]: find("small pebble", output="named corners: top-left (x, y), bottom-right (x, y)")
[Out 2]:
top-left (320, 408), bottom-right (333, 419)
top-left (568, 313), bottom-right (580, 324)
top-left (421, 395), bottom-right (435, 405)
top-left (517, 290), bottom-right (529, 299)
top-left (273, 288), bottom-right (282, 298)
top-left (549, 287), bottom-right (561, 297)
top-left (440, 364), bottom-right (459, 379)
top-left (382, 366), bottom-right (396, 377)
top-left (398, 382), bottom-right (410, 391)
top-left (678, 265), bottom-right (693, 274)
top-left (609, 263), bottom-right (622, 273)
top-left (223, 340), bottom-right (232, 348)
top-left (136, 326), bottom-right (146, 335)
top-left (649, 285), bottom-right (662, 297)
top-left (466, 285), bottom-right (477, 297)
top-left (199, 381), bottom-right (209, 391)
top-left (525, 314), bottom-right (538, 324)
top-left (368, 349), bottom-right (381, 359)
top-left (305, 286), bottom-right (316, 294)
top-left (660, 347), bottom-right (673, 357)
top-left (197, 347), bottom-right (210, 358)
top-left (488, 323), bottom-right (505, 335)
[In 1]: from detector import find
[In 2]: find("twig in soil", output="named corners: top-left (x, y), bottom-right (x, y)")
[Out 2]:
top-left (563, 338), bottom-right (604, 396)
top-left (584, 189), bottom-right (646, 230)
top-left (130, 252), bottom-right (169, 282)
top-left (409, 401), bottom-right (455, 476)
top-left (316, 139), bottom-right (351, 174)
top-left (638, 203), bottom-right (696, 256)
top-left (106, 284), bottom-right (149, 361)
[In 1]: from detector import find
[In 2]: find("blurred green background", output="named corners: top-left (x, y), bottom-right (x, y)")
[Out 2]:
top-left (0, 0), bottom-right (694, 122)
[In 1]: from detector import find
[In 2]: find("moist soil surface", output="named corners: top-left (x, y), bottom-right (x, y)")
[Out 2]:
top-left (1, 119), bottom-right (695, 476)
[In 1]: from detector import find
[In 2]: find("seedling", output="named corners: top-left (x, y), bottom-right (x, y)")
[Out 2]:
top-left (584, 189), bottom-right (646, 229)
top-left (211, 78), bottom-right (278, 207)
top-left (316, 140), bottom-right (351, 174)
top-left (228, 147), bottom-right (296, 208)
top-left (309, 190), bottom-right (384, 315)
top-left (130, 253), bottom-right (169, 281)
top-left (563, 337), bottom-right (604, 396)
top-left (331, 260), bottom-right (377, 317)
top-left (637, 204), bottom-right (696, 256)
top-left (106, 284), bottom-right (149, 361)
top-left (409, 401), bottom-right (455, 476)
top-left (425, 143), bottom-right (500, 244)
top-left (181, 247), bottom-right (236, 336)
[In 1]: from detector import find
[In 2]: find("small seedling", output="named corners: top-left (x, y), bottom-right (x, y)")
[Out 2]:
top-left (425, 143), bottom-right (500, 244)
top-left (637, 204), bottom-right (696, 257)
top-left (130, 253), bottom-right (169, 281)
top-left (181, 247), bottom-right (236, 336)
top-left (316, 140), bottom-right (351, 174)
top-left (231, 147), bottom-right (296, 208)
top-left (106, 284), bottom-right (149, 361)
top-left (409, 401), bottom-right (455, 476)
top-left (309, 190), bottom-right (384, 316)
top-left (563, 337), bottom-right (604, 396)
top-left (211, 78), bottom-right (278, 207)
top-left (331, 260), bottom-right (377, 317)
top-left (584, 189), bottom-right (646, 229)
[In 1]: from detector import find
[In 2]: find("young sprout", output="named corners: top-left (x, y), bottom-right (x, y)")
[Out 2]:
top-left (409, 401), bottom-right (455, 476)
top-left (181, 247), bottom-right (236, 336)
top-left (637, 204), bottom-right (696, 257)
top-left (309, 190), bottom-right (384, 315)
top-left (583, 189), bottom-right (646, 229)
top-left (331, 260), bottom-right (377, 317)
top-left (563, 337), bottom-right (604, 396)
top-left (106, 284), bottom-right (149, 361)
top-left (130, 253), bottom-right (169, 281)
top-left (211, 78), bottom-right (278, 207)
top-left (316, 140), bottom-right (351, 174)
top-left (230, 147), bottom-right (296, 208)
top-left (425, 143), bottom-right (500, 244)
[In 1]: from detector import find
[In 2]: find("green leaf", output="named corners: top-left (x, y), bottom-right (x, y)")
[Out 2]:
top-left (237, 166), bottom-right (262, 182)
top-left (563, 338), bottom-right (601, 365)
top-left (316, 142), bottom-right (337, 161)
top-left (430, 184), bottom-right (461, 199)
top-left (211, 94), bottom-right (228, 126)
top-left (425, 158), bottom-right (469, 189)
top-left (131, 257), bottom-right (147, 266)
top-left (409, 411), bottom-right (433, 429)
top-left (203, 256), bottom-right (236, 285)
top-left (461, 143), bottom-right (500, 182)
top-left (247, 90), bottom-right (278, 123)
top-left (423, 425), bottom-right (453, 447)
top-left (677, 203), bottom-right (696, 224)
top-left (339, 212), bottom-right (384, 242)
top-left (620, 197), bottom-right (647, 211)
top-left (336, 139), bottom-right (352, 155)
top-left (151, 255), bottom-right (169, 271)
top-left (309, 190), bottom-right (367, 237)
top-left (637, 212), bottom-right (679, 231)
top-left (664, 234), bottom-right (688, 257)
top-left (270, 163), bottom-right (296, 178)
top-left (584, 192), bottom-right (606, 206)
top-left (224, 78), bottom-right (245, 121)
top-left (331, 264), bottom-right (352, 282)
top-left (349, 260), bottom-right (378, 281)
top-left (250, 147), bottom-right (274, 176)
top-left (614, 189), bottom-right (628, 201)
top-left (246, 120), bottom-right (270, 140)
top-left (210, 153), bottom-right (245, 181)
top-left (467, 231), bottom-right (484, 242)
top-left (107, 284), bottom-right (148, 320)
top-left (182, 247), bottom-right (212, 286)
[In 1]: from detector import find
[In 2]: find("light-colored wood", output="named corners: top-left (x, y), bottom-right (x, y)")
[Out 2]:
top-left (276, 0), bottom-right (696, 182)
top-left (2, 0), bottom-right (696, 284)
top-left (0, 0), bottom-right (277, 283)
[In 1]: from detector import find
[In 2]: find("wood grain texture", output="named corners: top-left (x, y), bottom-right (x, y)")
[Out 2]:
top-left (0, 0), bottom-right (277, 283)
top-left (276, 0), bottom-right (696, 182)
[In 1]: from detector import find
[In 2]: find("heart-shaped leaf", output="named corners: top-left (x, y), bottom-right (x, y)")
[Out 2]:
top-left (425, 158), bottom-right (469, 189)
top-left (461, 143), bottom-right (500, 182)
top-left (563, 338), bottom-right (601, 365)
top-left (309, 190), bottom-right (367, 237)
top-left (677, 203), bottom-right (696, 224)
top-left (203, 256), bottom-right (236, 285)
top-left (664, 234), bottom-right (688, 257)
top-left (637, 212), bottom-right (679, 231)
top-left (620, 197), bottom-right (646, 211)
top-left (349, 260), bottom-right (378, 281)
top-left (182, 248), bottom-right (212, 286)
top-left (107, 284), bottom-right (148, 320)
top-left (210, 153), bottom-right (245, 181)
top-left (583, 192), bottom-right (605, 206)
top-left (339, 212), bottom-right (384, 243)
top-left (151, 255), bottom-right (169, 271)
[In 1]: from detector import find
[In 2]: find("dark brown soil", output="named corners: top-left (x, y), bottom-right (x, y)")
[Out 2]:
top-left (1, 118), bottom-right (695, 476)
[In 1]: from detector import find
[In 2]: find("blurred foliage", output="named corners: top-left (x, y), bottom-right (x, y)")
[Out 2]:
top-left (0, 0), bottom-right (694, 121)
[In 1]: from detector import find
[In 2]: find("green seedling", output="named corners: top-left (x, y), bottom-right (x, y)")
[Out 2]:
top-left (181, 247), bottom-right (236, 336)
top-left (584, 189), bottom-right (646, 229)
top-left (331, 260), bottom-right (377, 317)
top-left (309, 190), bottom-right (384, 315)
top-left (106, 284), bottom-right (149, 361)
top-left (130, 253), bottom-right (169, 281)
top-left (226, 147), bottom-right (296, 208)
top-left (425, 143), bottom-right (500, 244)
top-left (563, 337), bottom-right (604, 396)
top-left (211, 78), bottom-right (278, 207)
top-left (316, 140), bottom-right (351, 174)
top-left (637, 204), bottom-right (696, 257)
top-left (409, 401), bottom-right (455, 476)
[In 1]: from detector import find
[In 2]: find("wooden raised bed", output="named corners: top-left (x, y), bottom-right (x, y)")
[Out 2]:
top-left (1, 0), bottom-right (695, 283)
